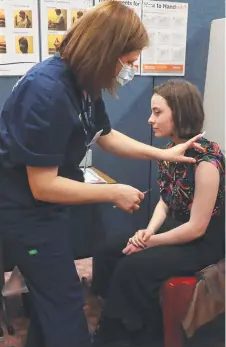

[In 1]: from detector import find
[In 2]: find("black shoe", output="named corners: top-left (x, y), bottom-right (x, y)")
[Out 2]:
top-left (91, 316), bottom-right (131, 347)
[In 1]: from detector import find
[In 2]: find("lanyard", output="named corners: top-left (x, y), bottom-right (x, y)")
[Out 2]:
top-left (79, 91), bottom-right (96, 144)
top-left (54, 52), bottom-right (93, 139)
top-left (82, 91), bottom-right (92, 128)
top-left (79, 91), bottom-right (100, 175)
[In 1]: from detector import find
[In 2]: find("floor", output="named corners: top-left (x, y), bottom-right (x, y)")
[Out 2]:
top-left (0, 258), bottom-right (99, 347)
top-left (0, 259), bottom-right (224, 347)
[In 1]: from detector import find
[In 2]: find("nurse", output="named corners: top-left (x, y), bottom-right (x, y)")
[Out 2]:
top-left (0, 2), bottom-right (203, 347)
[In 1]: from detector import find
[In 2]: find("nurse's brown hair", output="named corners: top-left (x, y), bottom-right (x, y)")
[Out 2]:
top-left (59, 1), bottom-right (149, 98)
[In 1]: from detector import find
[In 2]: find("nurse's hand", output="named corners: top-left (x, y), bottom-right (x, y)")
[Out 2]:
top-left (162, 134), bottom-right (204, 163)
top-left (112, 185), bottom-right (144, 214)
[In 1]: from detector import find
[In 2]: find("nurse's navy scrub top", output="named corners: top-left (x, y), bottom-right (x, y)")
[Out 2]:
top-left (0, 54), bottom-right (111, 211)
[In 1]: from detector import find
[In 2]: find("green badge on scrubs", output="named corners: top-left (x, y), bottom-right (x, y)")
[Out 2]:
top-left (28, 249), bottom-right (38, 255)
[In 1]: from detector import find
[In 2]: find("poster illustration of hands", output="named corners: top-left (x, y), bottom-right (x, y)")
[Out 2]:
top-left (141, 1), bottom-right (188, 76)
top-left (0, 0), bottom-right (40, 76)
top-left (94, 0), bottom-right (142, 74)
top-left (40, 0), bottom-right (93, 61)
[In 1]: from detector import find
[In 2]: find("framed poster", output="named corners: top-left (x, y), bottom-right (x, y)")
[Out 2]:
top-left (141, 1), bottom-right (188, 76)
top-left (40, 0), bottom-right (93, 61)
top-left (0, 0), bottom-right (40, 76)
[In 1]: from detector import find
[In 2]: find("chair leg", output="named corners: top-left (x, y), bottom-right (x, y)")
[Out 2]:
top-left (0, 241), bottom-right (14, 337)
top-left (0, 322), bottom-right (3, 339)
top-left (1, 296), bottom-right (15, 335)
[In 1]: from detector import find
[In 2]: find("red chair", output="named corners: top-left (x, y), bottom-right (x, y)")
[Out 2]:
top-left (160, 277), bottom-right (197, 347)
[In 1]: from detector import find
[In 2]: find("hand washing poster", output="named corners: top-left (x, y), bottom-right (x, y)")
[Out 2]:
top-left (40, 0), bottom-right (93, 61)
top-left (0, 0), bottom-right (189, 76)
top-left (141, 1), bottom-right (188, 76)
top-left (0, 0), bottom-right (40, 76)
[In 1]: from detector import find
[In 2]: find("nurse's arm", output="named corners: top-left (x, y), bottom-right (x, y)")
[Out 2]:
top-left (27, 166), bottom-right (115, 204)
top-left (26, 166), bottom-right (144, 211)
top-left (97, 129), bottom-right (203, 163)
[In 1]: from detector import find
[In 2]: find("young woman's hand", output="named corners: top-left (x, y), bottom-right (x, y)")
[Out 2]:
top-left (122, 243), bottom-right (142, 255)
top-left (128, 229), bottom-right (148, 248)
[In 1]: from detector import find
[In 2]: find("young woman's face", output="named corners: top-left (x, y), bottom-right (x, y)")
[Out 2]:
top-left (149, 93), bottom-right (174, 138)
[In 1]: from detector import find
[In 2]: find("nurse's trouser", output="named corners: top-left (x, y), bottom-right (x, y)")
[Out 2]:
top-left (0, 208), bottom-right (91, 347)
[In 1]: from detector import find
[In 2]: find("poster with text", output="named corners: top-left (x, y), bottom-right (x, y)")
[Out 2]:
top-left (141, 1), bottom-right (188, 76)
top-left (0, 0), bottom-right (40, 76)
top-left (40, 0), bottom-right (93, 61)
top-left (94, 0), bottom-right (142, 74)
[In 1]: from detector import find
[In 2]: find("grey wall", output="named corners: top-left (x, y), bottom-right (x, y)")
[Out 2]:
top-left (0, 0), bottom-right (225, 235)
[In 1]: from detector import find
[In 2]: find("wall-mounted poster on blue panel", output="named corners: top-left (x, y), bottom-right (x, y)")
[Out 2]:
top-left (94, 0), bottom-right (142, 74)
top-left (40, 0), bottom-right (93, 61)
top-left (0, 0), bottom-right (40, 76)
top-left (141, 1), bottom-right (188, 76)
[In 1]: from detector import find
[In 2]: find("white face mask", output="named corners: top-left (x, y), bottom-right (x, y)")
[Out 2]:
top-left (116, 59), bottom-right (137, 87)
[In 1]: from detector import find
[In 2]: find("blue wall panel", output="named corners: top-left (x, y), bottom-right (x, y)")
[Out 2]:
top-left (0, 77), bottom-right (19, 111)
top-left (93, 77), bottom-right (154, 230)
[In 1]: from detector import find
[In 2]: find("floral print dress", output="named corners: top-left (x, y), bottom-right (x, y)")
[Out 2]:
top-left (158, 138), bottom-right (225, 224)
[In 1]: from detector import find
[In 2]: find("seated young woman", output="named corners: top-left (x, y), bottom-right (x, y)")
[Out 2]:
top-left (92, 79), bottom-right (225, 347)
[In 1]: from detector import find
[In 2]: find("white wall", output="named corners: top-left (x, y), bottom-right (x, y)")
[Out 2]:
top-left (203, 18), bottom-right (225, 153)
